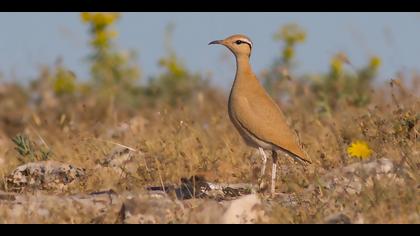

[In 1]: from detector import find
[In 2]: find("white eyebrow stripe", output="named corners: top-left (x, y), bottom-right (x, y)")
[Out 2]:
top-left (238, 38), bottom-right (253, 47)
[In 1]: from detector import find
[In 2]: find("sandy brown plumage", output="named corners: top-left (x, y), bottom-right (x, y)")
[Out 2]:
top-left (229, 66), bottom-right (310, 164)
top-left (209, 34), bottom-right (311, 193)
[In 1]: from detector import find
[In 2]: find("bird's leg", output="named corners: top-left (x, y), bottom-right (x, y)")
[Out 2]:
top-left (271, 150), bottom-right (278, 195)
top-left (257, 147), bottom-right (268, 192)
top-left (258, 147), bottom-right (267, 177)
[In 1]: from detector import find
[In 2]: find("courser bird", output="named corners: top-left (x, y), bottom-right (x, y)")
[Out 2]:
top-left (209, 34), bottom-right (311, 194)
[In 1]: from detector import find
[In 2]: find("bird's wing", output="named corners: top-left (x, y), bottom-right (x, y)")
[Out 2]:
top-left (232, 91), bottom-right (309, 162)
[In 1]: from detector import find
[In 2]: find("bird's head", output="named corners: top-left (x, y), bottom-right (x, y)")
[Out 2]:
top-left (209, 34), bottom-right (253, 58)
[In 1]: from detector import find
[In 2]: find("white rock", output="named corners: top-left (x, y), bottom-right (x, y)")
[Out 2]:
top-left (315, 158), bottom-right (402, 195)
top-left (221, 194), bottom-right (266, 224)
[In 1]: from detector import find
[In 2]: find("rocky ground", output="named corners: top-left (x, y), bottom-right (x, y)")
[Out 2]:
top-left (1, 151), bottom-right (413, 224)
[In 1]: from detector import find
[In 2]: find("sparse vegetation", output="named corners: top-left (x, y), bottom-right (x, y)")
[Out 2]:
top-left (0, 14), bottom-right (418, 224)
top-left (11, 134), bottom-right (51, 162)
top-left (144, 23), bottom-right (207, 106)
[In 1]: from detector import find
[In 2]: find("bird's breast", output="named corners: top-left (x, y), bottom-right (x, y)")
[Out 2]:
top-left (228, 92), bottom-right (273, 149)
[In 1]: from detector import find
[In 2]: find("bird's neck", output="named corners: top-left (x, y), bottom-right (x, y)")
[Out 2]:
top-left (235, 55), bottom-right (253, 78)
top-left (228, 55), bottom-right (258, 104)
top-left (232, 55), bottom-right (256, 90)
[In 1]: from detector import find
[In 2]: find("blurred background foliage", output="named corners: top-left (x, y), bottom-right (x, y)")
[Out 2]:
top-left (144, 23), bottom-right (208, 106)
top-left (1, 13), bottom-right (411, 129)
top-left (0, 13), bottom-right (418, 223)
top-left (80, 12), bottom-right (141, 108)
top-left (261, 23), bottom-right (383, 116)
top-left (17, 13), bottom-right (389, 116)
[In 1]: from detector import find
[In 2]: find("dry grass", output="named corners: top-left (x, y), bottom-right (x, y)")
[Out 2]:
top-left (0, 73), bottom-right (418, 224)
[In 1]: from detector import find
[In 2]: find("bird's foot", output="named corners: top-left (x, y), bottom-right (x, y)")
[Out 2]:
top-left (269, 191), bottom-right (289, 198)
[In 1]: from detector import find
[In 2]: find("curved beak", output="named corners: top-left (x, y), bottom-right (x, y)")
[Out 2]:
top-left (208, 40), bottom-right (222, 45)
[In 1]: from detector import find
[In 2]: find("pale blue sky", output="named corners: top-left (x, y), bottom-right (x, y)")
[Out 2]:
top-left (0, 12), bottom-right (420, 89)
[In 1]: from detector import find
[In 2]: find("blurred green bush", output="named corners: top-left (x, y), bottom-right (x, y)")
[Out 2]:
top-left (80, 12), bottom-right (141, 107)
top-left (144, 23), bottom-right (206, 106)
top-left (262, 23), bottom-right (382, 115)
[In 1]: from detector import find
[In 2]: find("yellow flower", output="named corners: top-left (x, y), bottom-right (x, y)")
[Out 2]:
top-left (92, 12), bottom-right (119, 26)
top-left (369, 56), bottom-right (381, 70)
top-left (347, 140), bottom-right (373, 159)
top-left (80, 12), bottom-right (91, 23)
top-left (80, 12), bottom-right (120, 26)
top-left (53, 69), bottom-right (76, 95)
top-left (92, 30), bottom-right (110, 48)
top-left (330, 57), bottom-right (343, 75)
top-left (277, 23), bottom-right (306, 44)
top-left (283, 46), bottom-right (294, 62)
top-left (330, 52), bottom-right (349, 76)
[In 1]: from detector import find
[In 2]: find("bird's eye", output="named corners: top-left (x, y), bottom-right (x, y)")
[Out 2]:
top-left (235, 40), bottom-right (243, 45)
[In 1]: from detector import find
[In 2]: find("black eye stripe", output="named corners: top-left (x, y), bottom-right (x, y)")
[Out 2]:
top-left (234, 39), bottom-right (252, 49)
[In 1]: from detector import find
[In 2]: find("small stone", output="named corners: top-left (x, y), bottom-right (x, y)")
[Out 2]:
top-left (221, 194), bottom-right (266, 224)
top-left (119, 193), bottom-right (185, 224)
top-left (324, 213), bottom-right (352, 224)
top-left (6, 161), bottom-right (86, 192)
top-left (314, 158), bottom-right (402, 196)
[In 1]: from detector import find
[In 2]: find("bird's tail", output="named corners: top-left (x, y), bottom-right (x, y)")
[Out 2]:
top-left (281, 149), bottom-right (312, 166)
top-left (289, 152), bottom-right (312, 166)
